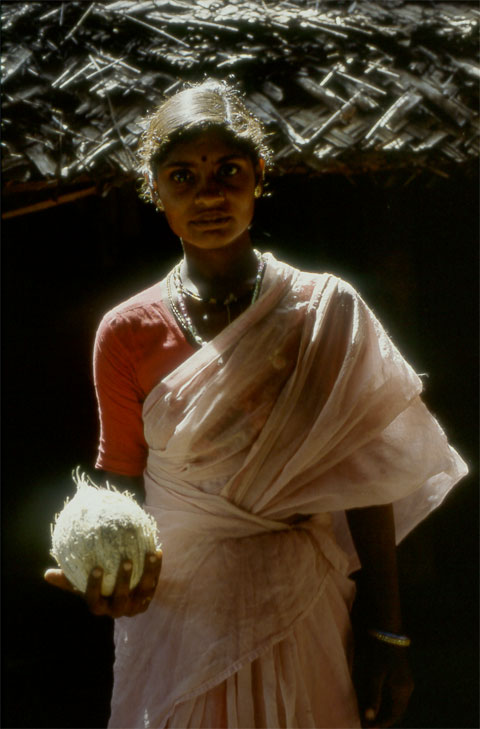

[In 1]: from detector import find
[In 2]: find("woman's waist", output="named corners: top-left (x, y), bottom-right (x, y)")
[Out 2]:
top-left (143, 465), bottom-right (349, 572)
top-left (144, 473), bottom-right (324, 538)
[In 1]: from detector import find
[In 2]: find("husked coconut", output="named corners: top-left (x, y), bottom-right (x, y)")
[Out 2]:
top-left (50, 469), bottom-right (161, 596)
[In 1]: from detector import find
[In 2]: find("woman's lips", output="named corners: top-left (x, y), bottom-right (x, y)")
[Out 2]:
top-left (190, 215), bottom-right (232, 228)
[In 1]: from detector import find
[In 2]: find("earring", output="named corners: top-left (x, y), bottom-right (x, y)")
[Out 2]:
top-left (152, 189), bottom-right (164, 211)
top-left (254, 184), bottom-right (262, 199)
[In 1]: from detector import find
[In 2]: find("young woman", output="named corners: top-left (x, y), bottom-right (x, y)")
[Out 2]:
top-left (45, 80), bottom-right (467, 728)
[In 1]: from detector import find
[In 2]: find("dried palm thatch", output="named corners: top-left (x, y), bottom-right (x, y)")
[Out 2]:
top-left (2, 0), bottom-right (479, 215)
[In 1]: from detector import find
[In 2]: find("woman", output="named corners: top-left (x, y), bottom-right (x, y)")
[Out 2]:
top-left (45, 80), bottom-right (467, 728)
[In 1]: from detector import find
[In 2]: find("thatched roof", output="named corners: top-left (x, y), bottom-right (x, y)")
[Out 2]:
top-left (2, 0), bottom-right (479, 213)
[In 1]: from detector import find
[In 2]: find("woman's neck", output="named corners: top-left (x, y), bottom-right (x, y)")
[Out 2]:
top-left (180, 237), bottom-right (259, 301)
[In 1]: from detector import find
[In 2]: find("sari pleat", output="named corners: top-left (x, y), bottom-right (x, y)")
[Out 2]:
top-left (163, 569), bottom-right (359, 729)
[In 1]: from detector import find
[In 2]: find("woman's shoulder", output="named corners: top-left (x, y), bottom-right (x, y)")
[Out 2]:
top-left (273, 257), bottom-right (359, 302)
top-left (96, 278), bottom-right (171, 344)
top-left (265, 253), bottom-right (357, 295)
top-left (263, 254), bottom-right (361, 319)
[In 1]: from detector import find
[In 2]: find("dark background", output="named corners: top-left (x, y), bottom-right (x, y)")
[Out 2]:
top-left (2, 167), bottom-right (478, 728)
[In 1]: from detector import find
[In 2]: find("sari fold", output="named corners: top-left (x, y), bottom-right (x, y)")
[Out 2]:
top-left (108, 254), bottom-right (467, 728)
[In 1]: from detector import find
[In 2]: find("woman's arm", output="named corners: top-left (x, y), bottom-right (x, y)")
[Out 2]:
top-left (346, 504), bottom-right (414, 728)
top-left (346, 504), bottom-right (402, 632)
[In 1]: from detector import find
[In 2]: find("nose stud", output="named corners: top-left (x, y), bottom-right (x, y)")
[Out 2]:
top-left (196, 188), bottom-right (225, 204)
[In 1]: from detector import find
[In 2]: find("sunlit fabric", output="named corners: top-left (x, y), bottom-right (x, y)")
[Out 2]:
top-left (108, 254), bottom-right (466, 728)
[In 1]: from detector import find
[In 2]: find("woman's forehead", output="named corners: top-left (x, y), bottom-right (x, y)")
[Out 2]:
top-left (160, 129), bottom-right (249, 166)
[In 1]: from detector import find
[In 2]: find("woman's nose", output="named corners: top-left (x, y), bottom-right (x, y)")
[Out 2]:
top-left (195, 176), bottom-right (225, 206)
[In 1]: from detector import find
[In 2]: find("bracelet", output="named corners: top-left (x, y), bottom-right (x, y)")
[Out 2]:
top-left (368, 629), bottom-right (411, 647)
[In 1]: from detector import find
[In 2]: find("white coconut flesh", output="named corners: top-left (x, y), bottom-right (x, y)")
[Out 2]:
top-left (50, 470), bottom-right (161, 596)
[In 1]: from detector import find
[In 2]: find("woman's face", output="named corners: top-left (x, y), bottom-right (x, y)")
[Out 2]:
top-left (153, 129), bottom-right (263, 251)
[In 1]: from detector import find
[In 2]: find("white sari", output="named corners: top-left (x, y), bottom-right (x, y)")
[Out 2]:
top-left (108, 254), bottom-right (467, 728)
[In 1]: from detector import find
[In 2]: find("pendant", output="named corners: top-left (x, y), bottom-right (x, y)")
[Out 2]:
top-left (223, 292), bottom-right (238, 306)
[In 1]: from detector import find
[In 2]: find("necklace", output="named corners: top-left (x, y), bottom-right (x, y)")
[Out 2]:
top-left (167, 250), bottom-right (266, 347)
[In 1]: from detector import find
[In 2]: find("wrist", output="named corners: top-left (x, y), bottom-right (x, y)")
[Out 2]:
top-left (353, 592), bottom-right (403, 634)
top-left (367, 628), bottom-right (411, 647)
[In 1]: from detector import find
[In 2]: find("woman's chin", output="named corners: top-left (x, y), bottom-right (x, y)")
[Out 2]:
top-left (183, 227), bottom-right (250, 251)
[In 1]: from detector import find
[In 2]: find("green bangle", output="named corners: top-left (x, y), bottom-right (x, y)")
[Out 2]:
top-left (368, 628), bottom-right (411, 647)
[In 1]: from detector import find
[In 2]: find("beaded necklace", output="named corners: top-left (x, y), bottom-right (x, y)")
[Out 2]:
top-left (167, 250), bottom-right (266, 347)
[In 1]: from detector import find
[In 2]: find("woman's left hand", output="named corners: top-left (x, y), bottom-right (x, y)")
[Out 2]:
top-left (353, 637), bottom-right (414, 728)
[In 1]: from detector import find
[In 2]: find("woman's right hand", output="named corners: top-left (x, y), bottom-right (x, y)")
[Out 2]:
top-left (44, 549), bottom-right (163, 618)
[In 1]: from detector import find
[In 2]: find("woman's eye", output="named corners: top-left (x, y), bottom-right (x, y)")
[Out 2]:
top-left (219, 163), bottom-right (240, 178)
top-left (171, 169), bottom-right (192, 184)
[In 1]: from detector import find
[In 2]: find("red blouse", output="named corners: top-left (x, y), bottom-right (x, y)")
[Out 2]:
top-left (93, 279), bottom-right (194, 477)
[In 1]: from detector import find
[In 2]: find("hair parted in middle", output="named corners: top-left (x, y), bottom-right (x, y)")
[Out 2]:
top-left (137, 78), bottom-right (273, 205)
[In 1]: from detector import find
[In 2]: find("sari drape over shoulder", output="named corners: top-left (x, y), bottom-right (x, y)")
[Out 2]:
top-left (108, 255), bottom-right (467, 729)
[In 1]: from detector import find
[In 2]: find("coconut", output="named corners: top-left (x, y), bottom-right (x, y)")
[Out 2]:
top-left (50, 469), bottom-right (161, 596)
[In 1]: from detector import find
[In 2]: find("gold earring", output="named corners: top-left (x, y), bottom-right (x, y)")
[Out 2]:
top-left (151, 184), bottom-right (164, 211)
top-left (254, 184), bottom-right (262, 199)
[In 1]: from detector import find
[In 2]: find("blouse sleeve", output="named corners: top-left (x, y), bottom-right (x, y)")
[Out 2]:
top-left (93, 312), bottom-right (148, 477)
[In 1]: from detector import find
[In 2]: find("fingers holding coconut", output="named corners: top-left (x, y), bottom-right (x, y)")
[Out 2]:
top-left (111, 560), bottom-right (135, 618)
top-left (83, 563), bottom-right (132, 618)
top-left (139, 550), bottom-right (163, 592)
top-left (84, 560), bottom-right (154, 618)
top-left (107, 552), bottom-right (162, 617)
top-left (85, 566), bottom-right (111, 616)
top-left (131, 550), bottom-right (163, 613)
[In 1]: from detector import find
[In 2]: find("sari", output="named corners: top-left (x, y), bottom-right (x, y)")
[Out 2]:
top-left (108, 254), bottom-right (467, 728)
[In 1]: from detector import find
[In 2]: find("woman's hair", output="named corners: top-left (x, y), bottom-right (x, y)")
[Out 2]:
top-left (137, 79), bottom-right (273, 204)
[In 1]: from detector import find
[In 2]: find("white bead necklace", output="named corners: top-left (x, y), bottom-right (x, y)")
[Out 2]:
top-left (167, 250), bottom-right (266, 347)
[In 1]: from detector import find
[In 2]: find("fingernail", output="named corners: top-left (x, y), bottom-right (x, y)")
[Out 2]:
top-left (123, 561), bottom-right (132, 572)
top-left (92, 568), bottom-right (102, 578)
top-left (149, 555), bottom-right (158, 564)
top-left (365, 708), bottom-right (376, 721)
